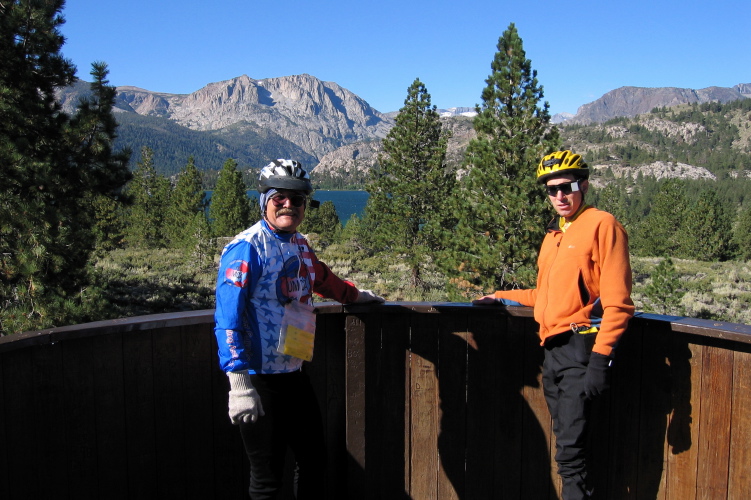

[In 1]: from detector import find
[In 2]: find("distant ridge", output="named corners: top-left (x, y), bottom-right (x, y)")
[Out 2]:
top-left (562, 84), bottom-right (750, 125)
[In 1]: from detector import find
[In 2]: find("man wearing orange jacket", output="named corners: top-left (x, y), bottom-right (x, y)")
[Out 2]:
top-left (474, 150), bottom-right (634, 500)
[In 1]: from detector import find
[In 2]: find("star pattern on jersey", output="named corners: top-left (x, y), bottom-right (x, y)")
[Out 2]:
top-left (218, 223), bottom-right (311, 375)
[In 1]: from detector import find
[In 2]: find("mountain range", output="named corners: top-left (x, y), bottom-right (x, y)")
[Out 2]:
top-left (56, 75), bottom-right (750, 180)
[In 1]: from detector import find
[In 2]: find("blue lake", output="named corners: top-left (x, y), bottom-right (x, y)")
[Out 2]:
top-left (247, 190), bottom-right (369, 224)
top-left (207, 190), bottom-right (369, 224)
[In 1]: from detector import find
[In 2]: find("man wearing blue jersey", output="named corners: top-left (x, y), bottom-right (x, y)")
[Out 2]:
top-left (214, 159), bottom-right (384, 499)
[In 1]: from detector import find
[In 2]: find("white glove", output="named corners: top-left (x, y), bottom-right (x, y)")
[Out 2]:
top-left (227, 370), bottom-right (265, 424)
top-left (355, 289), bottom-right (385, 303)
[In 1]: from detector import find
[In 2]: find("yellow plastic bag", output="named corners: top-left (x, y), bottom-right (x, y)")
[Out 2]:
top-left (278, 300), bottom-right (317, 361)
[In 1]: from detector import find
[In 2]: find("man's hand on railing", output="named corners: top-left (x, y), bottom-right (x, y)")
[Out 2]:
top-left (227, 370), bottom-right (265, 424)
top-left (472, 295), bottom-right (522, 306)
top-left (472, 295), bottom-right (498, 305)
top-left (354, 289), bottom-right (385, 304)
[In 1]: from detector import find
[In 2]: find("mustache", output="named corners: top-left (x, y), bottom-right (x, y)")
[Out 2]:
top-left (275, 208), bottom-right (296, 217)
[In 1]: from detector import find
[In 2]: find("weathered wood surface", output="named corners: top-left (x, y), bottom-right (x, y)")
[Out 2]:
top-left (2, 304), bottom-right (751, 499)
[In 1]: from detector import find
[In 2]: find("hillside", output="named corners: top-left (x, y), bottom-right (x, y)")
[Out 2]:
top-left (113, 113), bottom-right (316, 176)
top-left (314, 99), bottom-right (751, 189)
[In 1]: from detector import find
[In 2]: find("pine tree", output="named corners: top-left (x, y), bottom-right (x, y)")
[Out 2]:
top-left (733, 203), bottom-right (751, 261)
top-left (362, 78), bottom-right (453, 288)
top-left (1, 1), bottom-right (131, 333)
top-left (299, 200), bottom-right (341, 248)
top-left (592, 181), bottom-right (633, 230)
top-left (210, 158), bottom-right (252, 237)
top-left (191, 211), bottom-right (215, 270)
top-left (681, 188), bottom-right (733, 261)
top-left (644, 258), bottom-right (684, 315)
top-left (72, 62), bottom-right (133, 254)
top-left (634, 179), bottom-right (688, 257)
top-left (124, 147), bottom-right (171, 248)
top-left (165, 156), bottom-right (207, 249)
top-left (440, 23), bottom-right (560, 298)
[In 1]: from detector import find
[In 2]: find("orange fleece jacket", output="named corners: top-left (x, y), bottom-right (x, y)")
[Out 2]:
top-left (494, 206), bottom-right (634, 357)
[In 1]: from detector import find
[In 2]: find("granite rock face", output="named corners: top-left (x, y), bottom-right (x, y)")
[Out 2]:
top-left (567, 84), bottom-right (749, 125)
top-left (59, 73), bottom-right (394, 161)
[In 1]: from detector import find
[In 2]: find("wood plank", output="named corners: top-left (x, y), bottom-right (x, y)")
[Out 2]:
top-left (464, 309), bottom-right (502, 499)
top-left (636, 321), bottom-right (672, 500)
top-left (321, 312), bottom-right (349, 500)
top-left (436, 311), bottom-right (470, 500)
top-left (90, 332), bottom-right (128, 499)
top-left (122, 329), bottom-right (158, 497)
top-left (409, 311), bottom-right (440, 499)
top-left (518, 317), bottom-right (558, 500)
top-left (152, 325), bottom-right (186, 498)
top-left (728, 346), bottom-right (751, 498)
top-left (665, 337), bottom-right (702, 499)
top-left (606, 315), bottom-right (646, 499)
top-left (696, 344), bottom-right (733, 499)
top-left (27, 340), bottom-right (68, 497)
top-left (345, 314), bottom-right (368, 499)
top-left (0, 353), bottom-right (7, 499)
top-left (1, 347), bottom-right (40, 498)
top-left (180, 323), bottom-right (217, 499)
top-left (303, 311), bottom-right (329, 498)
top-left (62, 336), bottom-right (100, 497)
top-left (364, 311), bottom-right (410, 500)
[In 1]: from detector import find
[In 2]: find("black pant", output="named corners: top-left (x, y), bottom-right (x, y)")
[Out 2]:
top-left (542, 332), bottom-right (595, 500)
top-left (239, 370), bottom-right (326, 500)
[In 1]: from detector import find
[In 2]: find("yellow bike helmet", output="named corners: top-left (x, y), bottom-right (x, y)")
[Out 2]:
top-left (536, 150), bottom-right (589, 184)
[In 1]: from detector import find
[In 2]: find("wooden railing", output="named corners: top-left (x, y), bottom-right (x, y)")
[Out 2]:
top-left (1, 303), bottom-right (750, 499)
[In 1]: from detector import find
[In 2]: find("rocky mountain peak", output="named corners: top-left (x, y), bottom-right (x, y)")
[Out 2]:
top-left (56, 74), bottom-right (395, 161)
top-left (566, 84), bottom-right (749, 125)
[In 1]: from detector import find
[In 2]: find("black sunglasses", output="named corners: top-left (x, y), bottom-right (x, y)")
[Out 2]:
top-left (270, 194), bottom-right (306, 207)
top-left (545, 181), bottom-right (579, 196)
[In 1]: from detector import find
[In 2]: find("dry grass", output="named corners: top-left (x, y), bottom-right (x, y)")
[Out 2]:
top-left (94, 247), bottom-right (751, 326)
top-left (631, 257), bottom-right (751, 324)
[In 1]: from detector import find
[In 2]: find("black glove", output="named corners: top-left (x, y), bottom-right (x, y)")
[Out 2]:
top-left (584, 352), bottom-right (612, 400)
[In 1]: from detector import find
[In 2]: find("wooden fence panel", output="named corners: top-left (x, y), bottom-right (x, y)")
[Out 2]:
top-left (464, 309), bottom-right (505, 499)
top-left (664, 334), bottom-right (702, 500)
top-left (409, 311), bottom-right (440, 499)
top-left (517, 316), bottom-right (557, 500)
top-left (2, 347), bottom-right (39, 498)
top-left (345, 313), bottom-right (368, 498)
top-left (696, 341), bottom-right (733, 500)
top-left (122, 329), bottom-right (158, 497)
top-left (153, 325), bottom-right (187, 498)
top-left (364, 310), bottom-right (410, 500)
top-left (89, 332), bottom-right (129, 500)
top-left (62, 335), bottom-right (101, 499)
top-left (606, 314), bottom-right (646, 499)
top-left (728, 345), bottom-right (751, 498)
top-left (436, 311), bottom-right (470, 500)
top-left (0, 348), bottom-right (7, 500)
top-left (636, 319), bottom-right (673, 500)
top-left (181, 322), bottom-right (220, 499)
top-left (306, 310), bottom-right (349, 500)
top-left (3, 305), bottom-right (751, 500)
top-left (31, 339), bottom-right (68, 498)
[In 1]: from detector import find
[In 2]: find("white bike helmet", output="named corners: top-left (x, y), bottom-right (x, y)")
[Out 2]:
top-left (258, 159), bottom-right (313, 194)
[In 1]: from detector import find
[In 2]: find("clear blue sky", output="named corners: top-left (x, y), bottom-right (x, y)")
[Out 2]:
top-left (60, 0), bottom-right (749, 116)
